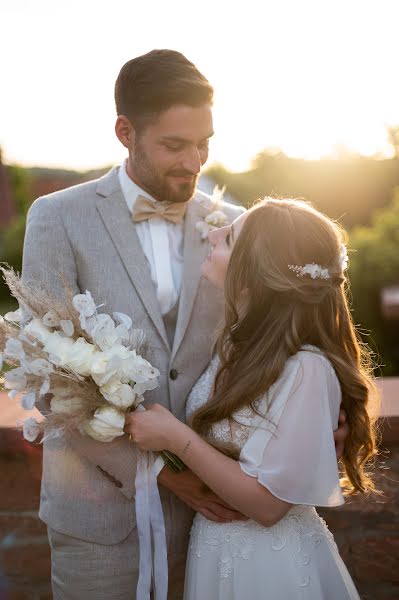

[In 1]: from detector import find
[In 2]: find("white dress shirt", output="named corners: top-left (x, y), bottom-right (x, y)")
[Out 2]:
top-left (118, 160), bottom-right (184, 315)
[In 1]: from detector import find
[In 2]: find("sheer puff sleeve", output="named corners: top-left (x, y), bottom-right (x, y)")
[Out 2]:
top-left (239, 349), bottom-right (345, 507)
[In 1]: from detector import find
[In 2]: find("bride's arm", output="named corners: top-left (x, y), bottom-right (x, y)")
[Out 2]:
top-left (125, 404), bottom-right (291, 527)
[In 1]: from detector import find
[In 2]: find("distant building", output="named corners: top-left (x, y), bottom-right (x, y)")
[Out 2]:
top-left (0, 149), bottom-right (15, 228)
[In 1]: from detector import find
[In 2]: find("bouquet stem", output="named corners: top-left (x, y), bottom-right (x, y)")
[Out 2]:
top-left (160, 450), bottom-right (186, 473)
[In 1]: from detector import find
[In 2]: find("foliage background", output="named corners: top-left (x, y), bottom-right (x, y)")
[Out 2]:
top-left (1, 152), bottom-right (399, 373)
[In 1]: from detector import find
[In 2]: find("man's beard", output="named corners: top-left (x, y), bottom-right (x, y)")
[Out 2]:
top-left (133, 139), bottom-right (198, 203)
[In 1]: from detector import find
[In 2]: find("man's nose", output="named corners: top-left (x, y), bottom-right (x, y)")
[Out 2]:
top-left (181, 147), bottom-right (202, 174)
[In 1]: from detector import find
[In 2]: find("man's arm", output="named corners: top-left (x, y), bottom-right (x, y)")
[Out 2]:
top-left (21, 196), bottom-right (140, 498)
top-left (334, 409), bottom-right (349, 459)
top-left (22, 196), bottom-right (80, 412)
top-left (158, 465), bottom-right (247, 523)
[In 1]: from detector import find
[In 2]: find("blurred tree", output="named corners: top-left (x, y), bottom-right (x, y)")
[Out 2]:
top-left (349, 188), bottom-right (399, 375)
top-left (388, 125), bottom-right (399, 160)
top-left (7, 165), bottom-right (33, 216)
top-left (0, 166), bottom-right (32, 311)
top-left (206, 151), bottom-right (399, 228)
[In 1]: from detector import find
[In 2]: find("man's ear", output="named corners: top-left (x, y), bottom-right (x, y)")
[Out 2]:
top-left (115, 115), bottom-right (135, 149)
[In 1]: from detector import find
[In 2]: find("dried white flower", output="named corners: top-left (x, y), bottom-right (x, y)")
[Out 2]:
top-left (4, 338), bottom-right (25, 360)
top-left (4, 308), bottom-right (24, 322)
top-left (112, 312), bottom-right (132, 331)
top-left (72, 291), bottom-right (97, 317)
top-left (27, 358), bottom-right (54, 377)
top-left (21, 392), bottom-right (36, 410)
top-left (22, 417), bottom-right (40, 442)
top-left (39, 376), bottom-right (50, 396)
top-left (60, 320), bottom-right (74, 337)
top-left (4, 367), bottom-right (27, 391)
top-left (42, 311), bottom-right (60, 328)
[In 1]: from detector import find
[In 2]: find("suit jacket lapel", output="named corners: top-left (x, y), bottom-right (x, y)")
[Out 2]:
top-left (95, 168), bottom-right (169, 350)
top-left (172, 196), bottom-right (210, 360)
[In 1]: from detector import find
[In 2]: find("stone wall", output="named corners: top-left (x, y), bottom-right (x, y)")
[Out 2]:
top-left (0, 418), bottom-right (398, 599)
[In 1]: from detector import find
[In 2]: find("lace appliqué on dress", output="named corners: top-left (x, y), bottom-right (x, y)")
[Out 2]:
top-left (190, 506), bottom-right (337, 586)
top-left (190, 515), bottom-right (254, 581)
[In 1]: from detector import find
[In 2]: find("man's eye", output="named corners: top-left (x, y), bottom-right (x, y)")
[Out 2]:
top-left (164, 144), bottom-right (183, 152)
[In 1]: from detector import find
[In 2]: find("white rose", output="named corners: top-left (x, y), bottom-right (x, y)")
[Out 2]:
top-left (100, 381), bottom-right (136, 408)
top-left (64, 338), bottom-right (97, 376)
top-left (42, 331), bottom-right (74, 363)
top-left (82, 406), bottom-right (125, 442)
top-left (123, 353), bottom-right (159, 385)
top-left (90, 345), bottom-right (133, 386)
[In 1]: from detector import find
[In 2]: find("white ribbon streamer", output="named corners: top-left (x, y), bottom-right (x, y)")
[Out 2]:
top-left (134, 415), bottom-right (168, 600)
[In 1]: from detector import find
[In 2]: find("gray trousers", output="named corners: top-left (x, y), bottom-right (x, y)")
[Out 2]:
top-left (48, 526), bottom-right (188, 600)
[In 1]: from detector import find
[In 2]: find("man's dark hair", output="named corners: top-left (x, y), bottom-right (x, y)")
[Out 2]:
top-left (115, 49), bottom-right (213, 131)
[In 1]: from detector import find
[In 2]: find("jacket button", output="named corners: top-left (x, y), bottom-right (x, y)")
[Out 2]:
top-left (169, 369), bottom-right (178, 381)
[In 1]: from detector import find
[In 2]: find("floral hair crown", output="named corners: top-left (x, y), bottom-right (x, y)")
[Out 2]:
top-left (288, 244), bottom-right (348, 281)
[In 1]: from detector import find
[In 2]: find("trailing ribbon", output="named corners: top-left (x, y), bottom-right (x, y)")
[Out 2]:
top-left (135, 435), bottom-right (168, 599)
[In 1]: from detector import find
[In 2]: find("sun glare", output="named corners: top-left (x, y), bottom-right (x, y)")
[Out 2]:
top-left (1, 0), bottom-right (398, 171)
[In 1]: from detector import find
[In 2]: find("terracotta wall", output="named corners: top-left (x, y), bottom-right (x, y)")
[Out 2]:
top-left (0, 417), bottom-right (398, 599)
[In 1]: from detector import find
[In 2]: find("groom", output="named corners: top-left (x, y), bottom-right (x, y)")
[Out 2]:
top-left (22, 49), bottom-right (347, 599)
top-left (22, 50), bottom-right (246, 599)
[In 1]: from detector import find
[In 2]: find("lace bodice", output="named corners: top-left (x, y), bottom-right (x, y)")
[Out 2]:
top-left (186, 355), bottom-right (256, 450)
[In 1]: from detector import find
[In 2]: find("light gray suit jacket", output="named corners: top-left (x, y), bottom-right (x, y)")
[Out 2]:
top-left (22, 166), bottom-right (244, 545)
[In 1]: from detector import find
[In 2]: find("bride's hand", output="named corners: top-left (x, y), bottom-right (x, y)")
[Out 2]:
top-left (124, 404), bottom-right (183, 451)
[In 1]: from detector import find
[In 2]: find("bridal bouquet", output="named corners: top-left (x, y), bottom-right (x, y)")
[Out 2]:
top-left (0, 268), bottom-right (183, 472)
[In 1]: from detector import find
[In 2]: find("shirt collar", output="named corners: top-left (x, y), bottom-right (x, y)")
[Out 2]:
top-left (118, 158), bottom-right (156, 214)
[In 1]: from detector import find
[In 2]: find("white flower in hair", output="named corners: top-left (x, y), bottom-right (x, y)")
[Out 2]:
top-left (288, 263), bottom-right (331, 280)
top-left (339, 244), bottom-right (349, 271)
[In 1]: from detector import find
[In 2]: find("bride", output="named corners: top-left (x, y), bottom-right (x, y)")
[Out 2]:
top-left (125, 198), bottom-right (378, 599)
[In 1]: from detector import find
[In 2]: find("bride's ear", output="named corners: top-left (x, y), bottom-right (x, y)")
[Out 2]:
top-left (115, 115), bottom-right (135, 149)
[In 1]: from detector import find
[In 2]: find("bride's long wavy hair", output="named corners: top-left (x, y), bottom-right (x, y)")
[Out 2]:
top-left (191, 198), bottom-right (379, 495)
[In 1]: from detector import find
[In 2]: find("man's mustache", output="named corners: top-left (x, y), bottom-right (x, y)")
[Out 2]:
top-left (167, 169), bottom-right (198, 178)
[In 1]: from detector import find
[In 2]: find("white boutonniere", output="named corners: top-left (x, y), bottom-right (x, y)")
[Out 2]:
top-left (195, 185), bottom-right (229, 240)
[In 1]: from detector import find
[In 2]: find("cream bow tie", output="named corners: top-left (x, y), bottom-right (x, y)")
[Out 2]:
top-left (132, 195), bottom-right (187, 224)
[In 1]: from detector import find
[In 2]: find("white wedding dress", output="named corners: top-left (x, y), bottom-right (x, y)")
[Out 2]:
top-left (183, 347), bottom-right (360, 599)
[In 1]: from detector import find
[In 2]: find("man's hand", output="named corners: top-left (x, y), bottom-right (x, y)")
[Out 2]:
top-left (158, 465), bottom-right (248, 523)
top-left (334, 408), bottom-right (349, 460)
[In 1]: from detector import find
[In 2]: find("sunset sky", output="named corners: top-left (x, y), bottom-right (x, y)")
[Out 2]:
top-left (1, 0), bottom-right (398, 172)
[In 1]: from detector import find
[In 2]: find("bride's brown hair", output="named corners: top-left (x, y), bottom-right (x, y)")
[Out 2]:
top-left (191, 198), bottom-right (379, 495)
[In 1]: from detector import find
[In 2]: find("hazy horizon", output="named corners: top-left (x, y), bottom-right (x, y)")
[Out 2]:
top-left (1, 0), bottom-right (398, 172)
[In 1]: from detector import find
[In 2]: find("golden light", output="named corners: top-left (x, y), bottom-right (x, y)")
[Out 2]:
top-left (1, 0), bottom-right (398, 171)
